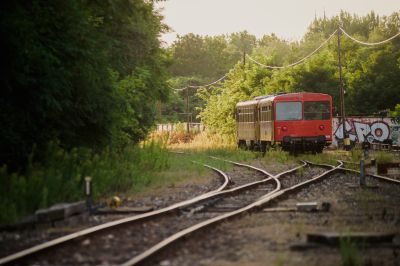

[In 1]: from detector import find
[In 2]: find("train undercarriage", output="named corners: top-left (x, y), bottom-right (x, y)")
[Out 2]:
top-left (238, 136), bottom-right (327, 154)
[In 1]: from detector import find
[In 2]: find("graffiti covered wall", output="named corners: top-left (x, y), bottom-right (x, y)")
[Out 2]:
top-left (332, 117), bottom-right (400, 147)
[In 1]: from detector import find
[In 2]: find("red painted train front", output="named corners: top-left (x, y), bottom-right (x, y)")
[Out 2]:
top-left (236, 92), bottom-right (332, 152)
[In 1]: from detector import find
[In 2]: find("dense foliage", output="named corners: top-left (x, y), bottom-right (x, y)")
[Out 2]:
top-left (0, 0), bottom-right (169, 167)
top-left (162, 31), bottom-right (256, 122)
top-left (166, 11), bottom-right (400, 135)
top-left (0, 140), bottom-right (170, 224)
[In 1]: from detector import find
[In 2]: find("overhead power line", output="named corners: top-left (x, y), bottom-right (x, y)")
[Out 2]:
top-left (247, 30), bottom-right (338, 69)
top-left (173, 26), bottom-right (400, 91)
top-left (340, 27), bottom-right (400, 46)
top-left (188, 75), bottom-right (227, 88)
top-left (173, 74), bottom-right (227, 92)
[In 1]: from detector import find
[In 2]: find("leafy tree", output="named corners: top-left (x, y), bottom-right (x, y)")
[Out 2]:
top-left (0, 0), bottom-right (169, 167)
top-left (391, 104), bottom-right (400, 117)
top-left (196, 11), bottom-right (400, 136)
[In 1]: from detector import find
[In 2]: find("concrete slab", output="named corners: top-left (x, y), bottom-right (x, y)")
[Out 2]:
top-left (307, 232), bottom-right (396, 245)
top-left (296, 202), bottom-right (318, 211)
top-left (262, 207), bottom-right (296, 212)
top-left (35, 201), bottom-right (86, 223)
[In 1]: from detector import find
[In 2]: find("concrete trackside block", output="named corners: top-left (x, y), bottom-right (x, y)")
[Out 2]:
top-left (307, 232), bottom-right (395, 245)
top-left (35, 201), bottom-right (86, 223)
top-left (296, 202), bottom-right (318, 212)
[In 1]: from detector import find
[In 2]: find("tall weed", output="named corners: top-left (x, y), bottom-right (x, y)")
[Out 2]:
top-left (0, 140), bottom-right (170, 225)
top-left (340, 236), bottom-right (361, 266)
top-left (264, 148), bottom-right (290, 164)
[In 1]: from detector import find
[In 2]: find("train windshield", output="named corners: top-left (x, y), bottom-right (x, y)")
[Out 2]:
top-left (304, 101), bottom-right (330, 120)
top-left (276, 102), bottom-right (302, 121)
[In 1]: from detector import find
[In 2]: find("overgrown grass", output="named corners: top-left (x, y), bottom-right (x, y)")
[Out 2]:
top-left (340, 235), bottom-right (361, 266)
top-left (168, 131), bottom-right (236, 150)
top-left (0, 139), bottom-right (172, 225)
top-left (374, 151), bottom-right (395, 164)
top-left (0, 134), bottom-right (257, 225)
top-left (263, 148), bottom-right (291, 164)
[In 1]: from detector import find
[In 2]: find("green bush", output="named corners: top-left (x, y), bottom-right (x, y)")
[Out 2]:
top-left (0, 140), bottom-right (170, 225)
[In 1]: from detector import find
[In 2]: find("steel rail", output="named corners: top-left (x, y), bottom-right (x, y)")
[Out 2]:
top-left (257, 161), bottom-right (337, 200)
top-left (202, 161), bottom-right (307, 202)
top-left (336, 161), bottom-right (400, 185)
top-left (122, 161), bottom-right (334, 266)
top-left (0, 158), bottom-right (294, 265)
top-left (0, 163), bottom-right (231, 265)
top-left (302, 160), bottom-right (340, 169)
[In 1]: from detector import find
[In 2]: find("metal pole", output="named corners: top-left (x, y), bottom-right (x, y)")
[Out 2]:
top-left (359, 158), bottom-right (366, 187)
top-left (84, 176), bottom-right (93, 212)
top-left (337, 26), bottom-right (348, 149)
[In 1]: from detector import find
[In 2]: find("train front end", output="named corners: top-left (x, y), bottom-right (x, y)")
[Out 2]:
top-left (273, 93), bottom-right (332, 152)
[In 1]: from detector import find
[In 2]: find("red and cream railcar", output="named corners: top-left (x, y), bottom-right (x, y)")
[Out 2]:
top-left (236, 92), bottom-right (332, 152)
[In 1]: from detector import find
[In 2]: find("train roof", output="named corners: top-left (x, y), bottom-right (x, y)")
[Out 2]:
top-left (236, 99), bottom-right (259, 107)
top-left (272, 92), bottom-right (331, 102)
top-left (236, 92), bottom-right (331, 107)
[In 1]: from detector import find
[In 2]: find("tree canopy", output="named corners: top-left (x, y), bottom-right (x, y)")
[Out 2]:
top-left (165, 11), bottom-right (400, 135)
top-left (0, 0), bottom-right (169, 167)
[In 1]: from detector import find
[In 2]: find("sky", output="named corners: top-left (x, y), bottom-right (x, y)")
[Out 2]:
top-left (155, 0), bottom-right (400, 46)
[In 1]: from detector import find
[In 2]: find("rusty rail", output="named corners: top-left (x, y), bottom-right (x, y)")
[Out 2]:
top-left (0, 159), bottom-right (298, 265)
top-left (122, 161), bottom-right (338, 266)
top-left (0, 162), bottom-right (231, 265)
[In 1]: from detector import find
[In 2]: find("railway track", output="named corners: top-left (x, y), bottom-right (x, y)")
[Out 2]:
top-left (153, 161), bottom-right (400, 266)
top-left (121, 161), bottom-right (337, 266)
top-left (129, 160), bottom-right (400, 266)
top-left (0, 158), bottom-right (295, 265)
top-left (2, 158), bottom-right (398, 266)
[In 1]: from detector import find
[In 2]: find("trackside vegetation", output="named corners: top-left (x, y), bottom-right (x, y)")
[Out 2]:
top-left (0, 0), bottom-right (170, 224)
top-left (0, 140), bottom-right (170, 225)
top-left (165, 11), bottom-right (400, 136)
top-left (1, 2), bottom-right (400, 227)
top-left (0, 137), bottom-right (258, 225)
top-left (0, 0), bottom-right (169, 168)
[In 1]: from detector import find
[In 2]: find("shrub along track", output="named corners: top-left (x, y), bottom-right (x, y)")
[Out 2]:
top-left (0, 158), bottom-right (300, 265)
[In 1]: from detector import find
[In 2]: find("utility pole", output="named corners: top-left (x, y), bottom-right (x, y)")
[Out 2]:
top-left (243, 51), bottom-right (246, 68)
top-left (186, 87), bottom-right (190, 134)
top-left (337, 25), bottom-right (349, 150)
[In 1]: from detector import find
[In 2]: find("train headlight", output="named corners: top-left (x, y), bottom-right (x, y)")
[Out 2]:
top-left (282, 126), bottom-right (288, 131)
top-left (319, 125), bottom-right (325, 131)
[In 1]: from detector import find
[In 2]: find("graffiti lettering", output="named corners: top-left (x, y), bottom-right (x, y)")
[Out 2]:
top-left (390, 117), bottom-right (400, 124)
top-left (334, 120), bottom-right (390, 143)
top-left (333, 121), bottom-right (352, 140)
top-left (391, 125), bottom-right (400, 146)
top-left (353, 122), bottom-right (370, 142)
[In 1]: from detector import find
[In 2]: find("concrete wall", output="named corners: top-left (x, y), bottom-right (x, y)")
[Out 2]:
top-left (332, 117), bottom-right (400, 147)
top-left (157, 123), bottom-right (205, 133)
